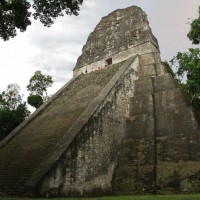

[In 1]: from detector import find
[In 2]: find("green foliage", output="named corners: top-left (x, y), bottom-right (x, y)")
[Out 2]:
top-left (0, 0), bottom-right (31, 40)
top-left (187, 6), bottom-right (200, 44)
top-left (27, 70), bottom-right (53, 108)
top-left (0, 93), bottom-right (6, 105)
top-left (27, 70), bottom-right (53, 102)
top-left (169, 6), bottom-right (200, 110)
top-left (33, 0), bottom-right (83, 27)
top-left (162, 61), bottom-right (176, 79)
top-left (0, 0), bottom-right (83, 40)
top-left (27, 94), bottom-right (43, 108)
top-left (170, 48), bottom-right (200, 109)
top-left (0, 84), bottom-right (30, 140)
top-left (1, 84), bottom-right (22, 110)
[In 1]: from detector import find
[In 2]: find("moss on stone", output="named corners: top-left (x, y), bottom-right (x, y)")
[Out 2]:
top-left (113, 137), bottom-right (155, 195)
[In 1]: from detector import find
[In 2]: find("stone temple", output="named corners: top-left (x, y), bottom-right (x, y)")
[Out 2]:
top-left (0, 6), bottom-right (200, 196)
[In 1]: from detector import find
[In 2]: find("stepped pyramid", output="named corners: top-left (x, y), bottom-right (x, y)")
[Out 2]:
top-left (0, 6), bottom-right (200, 197)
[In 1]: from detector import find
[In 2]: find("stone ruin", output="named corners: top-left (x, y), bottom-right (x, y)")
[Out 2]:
top-left (0, 5), bottom-right (200, 197)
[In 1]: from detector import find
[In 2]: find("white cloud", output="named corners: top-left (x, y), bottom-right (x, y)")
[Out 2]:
top-left (0, 0), bottom-right (199, 103)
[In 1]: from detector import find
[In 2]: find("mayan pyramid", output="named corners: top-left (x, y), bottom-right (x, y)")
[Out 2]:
top-left (0, 5), bottom-right (200, 197)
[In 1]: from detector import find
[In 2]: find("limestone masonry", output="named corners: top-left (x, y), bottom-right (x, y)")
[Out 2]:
top-left (73, 6), bottom-right (159, 76)
top-left (0, 6), bottom-right (200, 197)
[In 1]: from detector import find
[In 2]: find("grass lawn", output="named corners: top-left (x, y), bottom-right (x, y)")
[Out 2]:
top-left (0, 194), bottom-right (200, 200)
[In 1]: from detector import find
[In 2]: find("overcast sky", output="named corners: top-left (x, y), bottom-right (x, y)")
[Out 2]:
top-left (0, 0), bottom-right (199, 101)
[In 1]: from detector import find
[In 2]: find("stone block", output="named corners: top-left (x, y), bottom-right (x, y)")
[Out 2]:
top-left (157, 132), bottom-right (200, 193)
top-left (154, 88), bottom-right (191, 113)
top-left (152, 73), bottom-right (177, 93)
top-left (139, 53), bottom-right (155, 66)
top-left (138, 64), bottom-right (156, 77)
top-left (129, 94), bottom-right (154, 116)
top-left (154, 52), bottom-right (161, 64)
top-left (155, 107), bottom-right (200, 136)
top-left (157, 160), bottom-right (200, 193)
top-left (157, 131), bottom-right (200, 162)
top-left (113, 163), bottom-right (155, 194)
top-left (113, 138), bottom-right (156, 194)
top-left (126, 114), bottom-right (155, 139)
top-left (155, 63), bottom-right (167, 76)
top-left (134, 77), bottom-right (153, 95)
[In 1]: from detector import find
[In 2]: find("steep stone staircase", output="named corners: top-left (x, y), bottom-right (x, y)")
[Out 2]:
top-left (0, 61), bottom-right (124, 195)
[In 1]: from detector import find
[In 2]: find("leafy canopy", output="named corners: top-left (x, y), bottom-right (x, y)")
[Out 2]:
top-left (27, 70), bottom-right (53, 97)
top-left (187, 6), bottom-right (200, 44)
top-left (27, 94), bottom-right (43, 109)
top-left (1, 84), bottom-right (23, 110)
top-left (170, 48), bottom-right (200, 108)
top-left (169, 6), bottom-right (200, 110)
top-left (0, 84), bottom-right (30, 140)
top-left (0, 0), bottom-right (83, 40)
top-left (0, 103), bottom-right (30, 140)
top-left (27, 70), bottom-right (53, 108)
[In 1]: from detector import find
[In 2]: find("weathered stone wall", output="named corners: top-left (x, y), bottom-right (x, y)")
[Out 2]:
top-left (73, 42), bottom-right (159, 77)
top-left (155, 84), bottom-right (200, 193)
top-left (0, 60), bottom-right (127, 196)
top-left (112, 52), bottom-right (200, 194)
top-left (73, 6), bottom-right (159, 77)
top-left (113, 52), bottom-right (160, 194)
top-left (35, 57), bottom-right (139, 196)
top-left (1, 5), bottom-right (200, 197)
